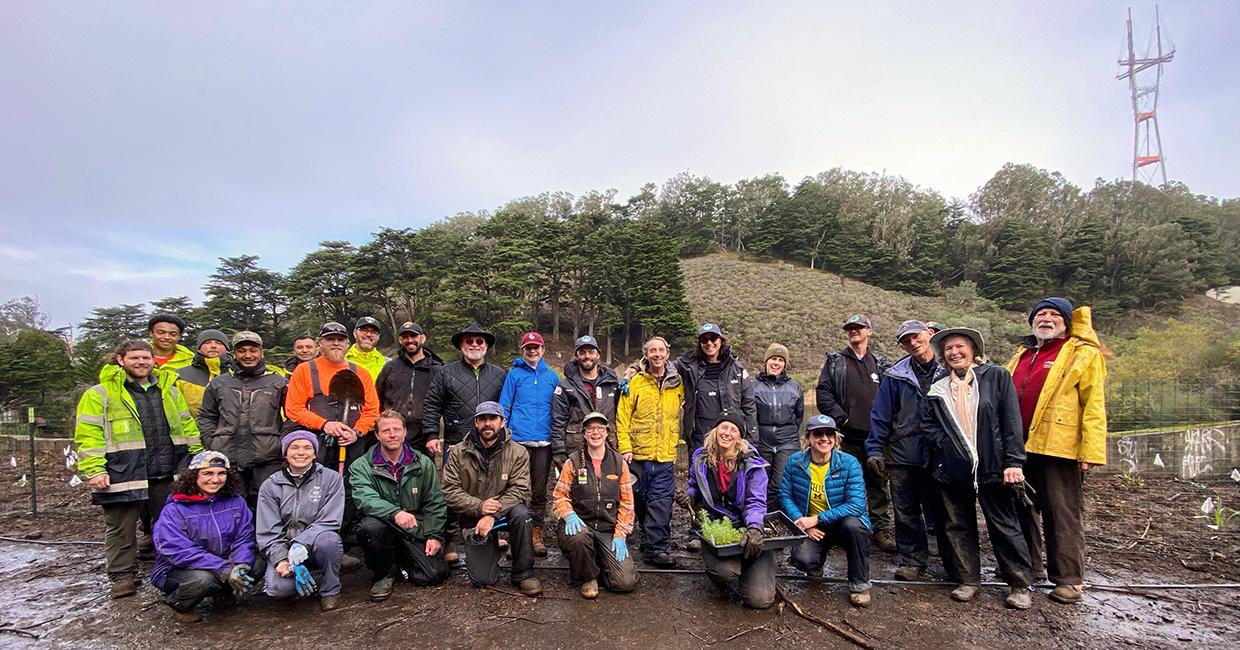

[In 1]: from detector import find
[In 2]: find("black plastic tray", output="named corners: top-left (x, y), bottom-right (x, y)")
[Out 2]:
top-left (694, 511), bottom-right (807, 557)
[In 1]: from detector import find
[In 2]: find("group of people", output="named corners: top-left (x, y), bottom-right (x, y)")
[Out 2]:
top-left (73, 294), bottom-right (1106, 621)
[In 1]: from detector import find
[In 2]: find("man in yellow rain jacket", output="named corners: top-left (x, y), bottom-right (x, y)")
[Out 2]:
top-left (1006, 297), bottom-right (1106, 605)
top-left (616, 336), bottom-right (684, 569)
top-left (75, 339), bottom-right (203, 599)
top-left (175, 328), bottom-right (233, 417)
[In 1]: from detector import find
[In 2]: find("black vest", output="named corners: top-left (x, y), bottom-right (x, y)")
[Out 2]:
top-left (569, 447), bottom-right (625, 534)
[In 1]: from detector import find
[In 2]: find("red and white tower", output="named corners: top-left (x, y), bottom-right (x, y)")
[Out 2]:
top-left (1116, 6), bottom-right (1174, 186)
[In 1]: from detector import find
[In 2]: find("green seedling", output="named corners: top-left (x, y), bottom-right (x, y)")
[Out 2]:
top-left (1196, 497), bottom-right (1240, 530)
top-left (1118, 471), bottom-right (1143, 487)
top-left (698, 509), bottom-right (743, 545)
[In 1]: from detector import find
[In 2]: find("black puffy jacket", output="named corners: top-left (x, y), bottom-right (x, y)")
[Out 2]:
top-left (376, 347), bottom-right (445, 447)
top-left (921, 363), bottom-right (1025, 487)
top-left (421, 359), bottom-right (507, 447)
top-left (754, 371), bottom-right (804, 453)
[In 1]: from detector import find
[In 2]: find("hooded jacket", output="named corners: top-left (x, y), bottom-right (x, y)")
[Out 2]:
top-left (499, 356), bottom-right (560, 444)
top-left (550, 360), bottom-right (620, 455)
top-left (921, 364), bottom-right (1026, 488)
top-left (687, 444), bottom-right (769, 530)
top-left (153, 343), bottom-right (195, 371)
top-left (865, 355), bottom-right (940, 467)
top-left (176, 354), bottom-right (234, 417)
top-left (198, 361), bottom-right (287, 471)
top-left (421, 359), bottom-right (507, 448)
top-left (349, 444), bottom-right (447, 542)
top-left (441, 428), bottom-right (531, 527)
top-left (1004, 307), bottom-right (1108, 465)
top-left (345, 344), bottom-right (389, 385)
top-left (674, 346), bottom-right (757, 443)
top-left (254, 462), bottom-right (345, 566)
top-left (753, 371), bottom-right (804, 453)
top-left (375, 346), bottom-right (445, 446)
top-left (74, 365), bottom-right (203, 505)
top-left (778, 448), bottom-right (872, 530)
top-left (616, 358), bottom-right (685, 463)
top-left (151, 491), bottom-right (255, 591)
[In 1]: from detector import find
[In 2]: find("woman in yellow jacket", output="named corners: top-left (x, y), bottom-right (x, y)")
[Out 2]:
top-left (616, 336), bottom-right (684, 568)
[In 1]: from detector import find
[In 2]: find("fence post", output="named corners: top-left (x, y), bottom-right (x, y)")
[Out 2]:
top-left (27, 406), bottom-right (37, 518)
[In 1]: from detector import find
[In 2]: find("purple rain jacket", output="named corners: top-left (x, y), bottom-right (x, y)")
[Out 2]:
top-left (151, 491), bottom-right (256, 591)
top-left (686, 444), bottom-right (769, 530)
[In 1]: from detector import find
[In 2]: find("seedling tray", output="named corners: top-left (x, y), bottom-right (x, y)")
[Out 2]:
top-left (694, 511), bottom-right (807, 558)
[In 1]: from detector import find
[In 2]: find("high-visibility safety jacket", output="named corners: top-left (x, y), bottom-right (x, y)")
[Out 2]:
top-left (176, 354), bottom-right (232, 418)
top-left (154, 343), bottom-right (195, 371)
top-left (345, 345), bottom-right (389, 386)
top-left (74, 365), bottom-right (204, 505)
top-left (616, 359), bottom-right (684, 463)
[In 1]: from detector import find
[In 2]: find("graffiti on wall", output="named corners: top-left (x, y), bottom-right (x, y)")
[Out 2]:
top-left (1181, 428), bottom-right (1227, 479)
top-left (1115, 436), bottom-right (1139, 474)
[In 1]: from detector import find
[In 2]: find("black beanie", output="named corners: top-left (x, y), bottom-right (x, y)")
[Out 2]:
top-left (713, 410), bottom-right (748, 435)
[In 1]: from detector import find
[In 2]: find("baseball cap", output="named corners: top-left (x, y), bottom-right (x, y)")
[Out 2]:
top-left (319, 322), bottom-right (349, 338)
top-left (582, 411), bottom-right (609, 427)
top-left (520, 332), bottom-right (545, 347)
top-left (231, 331), bottom-right (263, 348)
top-left (842, 314), bottom-right (872, 329)
top-left (187, 451), bottom-right (230, 470)
top-left (697, 323), bottom-right (723, 338)
top-left (805, 415), bottom-right (839, 432)
top-left (398, 321), bottom-right (424, 336)
top-left (354, 316), bottom-right (382, 331)
top-left (574, 335), bottom-right (599, 351)
top-left (474, 401), bottom-right (504, 418)
top-left (894, 320), bottom-right (928, 343)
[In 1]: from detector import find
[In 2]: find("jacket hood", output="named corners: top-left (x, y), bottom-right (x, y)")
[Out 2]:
top-left (637, 357), bottom-right (681, 386)
top-left (563, 359), bottom-right (618, 383)
top-left (1019, 306), bottom-right (1100, 350)
top-left (510, 356), bottom-right (552, 373)
top-left (234, 359), bottom-right (270, 378)
top-left (885, 355), bottom-right (921, 384)
top-left (398, 345), bottom-right (444, 366)
top-left (757, 370), bottom-right (789, 384)
top-left (678, 345), bottom-right (740, 368)
top-left (100, 363), bottom-right (177, 389)
top-left (192, 353), bottom-right (233, 374)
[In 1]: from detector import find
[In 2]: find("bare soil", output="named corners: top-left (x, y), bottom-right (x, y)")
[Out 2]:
top-left (2, 450), bottom-right (1238, 649)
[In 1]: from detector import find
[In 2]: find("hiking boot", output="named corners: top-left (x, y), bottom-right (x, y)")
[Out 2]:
top-left (874, 530), bottom-right (897, 552)
top-left (370, 575), bottom-right (395, 601)
top-left (927, 535), bottom-right (940, 557)
top-left (110, 575), bottom-right (137, 599)
top-left (444, 550), bottom-right (460, 563)
top-left (580, 579), bottom-right (599, 599)
top-left (320, 595), bottom-right (340, 611)
top-left (685, 539), bottom-right (701, 553)
top-left (950, 584), bottom-right (979, 602)
top-left (532, 526), bottom-right (547, 557)
top-left (341, 554), bottom-right (364, 574)
top-left (894, 565), bottom-right (924, 581)
top-left (1049, 584), bottom-right (1083, 604)
top-left (517, 578), bottom-right (543, 597)
top-left (647, 552), bottom-right (679, 569)
top-left (1006, 587), bottom-right (1032, 610)
top-left (849, 589), bottom-right (872, 608)
top-left (805, 566), bottom-right (824, 578)
top-left (173, 608), bottom-right (203, 623)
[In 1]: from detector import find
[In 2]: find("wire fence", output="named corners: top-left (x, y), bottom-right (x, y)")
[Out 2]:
top-left (1106, 381), bottom-right (1240, 432)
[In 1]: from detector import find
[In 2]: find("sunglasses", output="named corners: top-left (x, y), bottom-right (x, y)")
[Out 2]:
top-left (462, 337), bottom-right (487, 346)
top-left (808, 429), bottom-right (837, 438)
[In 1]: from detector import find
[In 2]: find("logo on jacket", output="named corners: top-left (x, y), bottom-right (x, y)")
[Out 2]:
top-left (309, 485), bottom-right (322, 503)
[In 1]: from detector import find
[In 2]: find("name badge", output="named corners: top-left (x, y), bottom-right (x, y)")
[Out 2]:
top-left (596, 386), bottom-right (603, 400)
top-left (870, 372), bottom-right (880, 383)
top-left (501, 473), bottom-right (509, 480)
top-left (605, 502), bottom-right (614, 509)
top-left (410, 487), bottom-right (419, 496)
top-left (577, 469), bottom-right (589, 485)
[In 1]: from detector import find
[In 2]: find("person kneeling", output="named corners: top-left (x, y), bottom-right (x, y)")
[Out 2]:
top-left (687, 413), bottom-right (776, 610)
top-left (779, 415), bottom-right (873, 607)
top-left (152, 452), bottom-right (257, 623)
top-left (552, 412), bottom-right (638, 599)
top-left (256, 431), bottom-right (346, 610)
top-left (351, 411), bottom-right (451, 601)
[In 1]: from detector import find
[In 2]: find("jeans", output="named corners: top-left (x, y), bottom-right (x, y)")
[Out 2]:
top-left (940, 482), bottom-right (1034, 588)
top-left (701, 546), bottom-right (777, 609)
top-left (355, 516), bottom-right (450, 587)
top-left (560, 527), bottom-right (637, 592)
top-left (160, 569), bottom-right (227, 613)
top-left (264, 529), bottom-right (344, 597)
top-left (630, 460), bottom-right (675, 556)
top-left (790, 516), bottom-right (872, 592)
top-left (464, 503), bottom-right (535, 587)
top-left (1020, 453), bottom-right (1086, 585)
top-left (758, 448), bottom-right (795, 508)
top-left (102, 478), bottom-right (172, 578)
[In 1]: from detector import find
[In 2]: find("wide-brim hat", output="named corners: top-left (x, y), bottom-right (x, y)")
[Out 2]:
top-left (930, 327), bottom-right (986, 359)
top-left (451, 322), bottom-right (496, 349)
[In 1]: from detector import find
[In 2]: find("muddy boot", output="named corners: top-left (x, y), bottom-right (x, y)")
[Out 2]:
top-left (532, 526), bottom-right (547, 557)
top-left (1005, 587), bottom-right (1032, 610)
top-left (647, 552), bottom-right (678, 569)
top-left (849, 589), bottom-right (872, 608)
top-left (894, 565), bottom-right (924, 581)
top-left (320, 595), bottom-right (340, 611)
top-left (685, 539), bottom-right (701, 553)
top-left (950, 584), bottom-right (979, 602)
top-left (580, 579), bottom-right (599, 599)
top-left (370, 575), bottom-right (395, 602)
top-left (518, 578), bottom-right (543, 597)
top-left (1049, 584), bottom-right (1083, 604)
top-left (874, 530), bottom-right (897, 553)
top-left (172, 607), bottom-right (203, 624)
top-left (805, 566), bottom-right (824, 578)
top-left (340, 554), bottom-right (364, 574)
top-left (110, 574), bottom-right (137, 599)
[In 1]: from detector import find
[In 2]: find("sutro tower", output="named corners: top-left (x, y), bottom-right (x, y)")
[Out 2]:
top-left (1116, 6), bottom-right (1175, 186)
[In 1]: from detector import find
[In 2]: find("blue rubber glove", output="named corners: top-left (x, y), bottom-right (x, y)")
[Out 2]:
top-left (618, 377), bottom-right (630, 396)
top-left (563, 513), bottom-right (585, 536)
top-left (612, 536), bottom-right (628, 562)
top-left (292, 563), bottom-right (318, 597)
top-left (288, 542), bottom-right (309, 566)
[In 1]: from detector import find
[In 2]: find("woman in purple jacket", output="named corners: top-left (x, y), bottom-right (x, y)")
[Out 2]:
top-left (152, 451), bottom-right (257, 622)
top-left (686, 412), bottom-right (775, 609)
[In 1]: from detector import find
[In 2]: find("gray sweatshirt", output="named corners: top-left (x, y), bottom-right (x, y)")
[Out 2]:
top-left (255, 463), bottom-right (345, 565)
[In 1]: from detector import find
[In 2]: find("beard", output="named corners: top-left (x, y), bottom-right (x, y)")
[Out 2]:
top-left (463, 348), bottom-right (486, 363)
top-left (403, 342), bottom-right (422, 355)
top-left (1033, 324), bottom-right (1066, 342)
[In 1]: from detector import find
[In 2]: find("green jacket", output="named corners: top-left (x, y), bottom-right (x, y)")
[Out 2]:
top-left (74, 365), bottom-right (203, 505)
top-left (441, 429), bottom-right (531, 527)
top-left (348, 445), bottom-right (447, 542)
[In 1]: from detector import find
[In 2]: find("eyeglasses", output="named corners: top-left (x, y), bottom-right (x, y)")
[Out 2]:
top-left (462, 337), bottom-right (487, 346)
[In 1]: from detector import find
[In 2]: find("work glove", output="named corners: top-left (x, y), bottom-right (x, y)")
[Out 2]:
top-left (1012, 481), bottom-right (1036, 508)
top-left (553, 452), bottom-right (568, 469)
top-left (288, 542), bottom-right (309, 566)
top-left (618, 377), bottom-right (630, 396)
top-left (612, 536), bottom-right (629, 562)
top-left (563, 512), bottom-right (585, 537)
top-left (292, 563), bottom-right (318, 597)
top-left (227, 564), bottom-right (255, 591)
top-left (866, 456), bottom-right (886, 476)
top-left (742, 526), bottom-right (764, 559)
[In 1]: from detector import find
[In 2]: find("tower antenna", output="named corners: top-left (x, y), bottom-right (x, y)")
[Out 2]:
top-left (1117, 5), bottom-right (1175, 186)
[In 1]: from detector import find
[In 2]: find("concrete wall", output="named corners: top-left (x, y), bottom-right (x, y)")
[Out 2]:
top-left (1103, 422), bottom-right (1240, 479)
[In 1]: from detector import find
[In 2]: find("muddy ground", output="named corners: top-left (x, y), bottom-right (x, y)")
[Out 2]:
top-left (1, 449), bottom-right (1238, 649)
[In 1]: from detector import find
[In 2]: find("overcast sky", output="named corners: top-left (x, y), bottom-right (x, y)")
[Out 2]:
top-left (2, 1), bottom-right (1236, 330)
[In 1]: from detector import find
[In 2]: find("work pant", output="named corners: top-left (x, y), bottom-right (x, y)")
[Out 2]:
top-left (160, 569), bottom-right (228, 613)
top-left (102, 478), bottom-right (173, 578)
top-left (239, 462), bottom-right (284, 513)
top-left (840, 437), bottom-right (893, 534)
top-left (939, 482), bottom-right (1034, 588)
top-left (758, 448), bottom-right (795, 508)
top-left (464, 503), bottom-right (535, 587)
top-left (630, 460), bottom-right (675, 556)
top-left (355, 516), bottom-right (450, 587)
top-left (560, 527), bottom-right (637, 592)
top-left (888, 465), bottom-right (950, 571)
top-left (790, 516), bottom-right (872, 592)
top-left (1019, 453), bottom-right (1085, 585)
top-left (521, 444), bottom-right (552, 527)
top-left (264, 529), bottom-right (344, 598)
top-left (701, 546), bottom-right (777, 609)
top-left (439, 442), bottom-right (461, 548)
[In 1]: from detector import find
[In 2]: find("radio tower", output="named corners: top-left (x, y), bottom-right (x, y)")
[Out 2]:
top-left (1116, 6), bottom-right (1174, 186)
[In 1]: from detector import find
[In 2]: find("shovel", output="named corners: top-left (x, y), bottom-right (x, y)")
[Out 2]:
top-left (328, 367), bottom-right (366, 473)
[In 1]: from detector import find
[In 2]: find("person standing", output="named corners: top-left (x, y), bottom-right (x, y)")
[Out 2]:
top-left (1006, 297), bottom-right (1107, 605)
top-left (816, 314), bottom-right (894, 551)
top-left (676, 323), bottom-right (756, 452)
top-left (753, 343), bottom-right (803, 507)
top-left (284, 335), bottom-right (318, 374)
top-left (551, 334), bottom-right (620, 464)
top-left (346, 316), bottom-right (390, 384)
top-left (499, 331), bottom-right (560, 557)
top-left (616, 336), bottom-right (685, 569)
top-left (923, 328), bottom-right (1034, 609)
top-left (74, 339), bottom-right (203, 599)
top-left (176, 329), bottom-right (233, 417)
top-left (148, 313), bottom-right (194, 370)
top-left (375, 321), bottom-right (444, 454)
